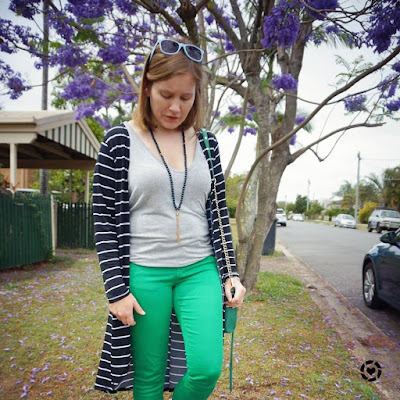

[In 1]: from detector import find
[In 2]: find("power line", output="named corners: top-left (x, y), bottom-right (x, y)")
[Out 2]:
top-left (362, 158), bottom-right (400, 161)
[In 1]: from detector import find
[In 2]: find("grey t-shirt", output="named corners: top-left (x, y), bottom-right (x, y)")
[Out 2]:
top-left (125, 122), bottom-right (214, 267)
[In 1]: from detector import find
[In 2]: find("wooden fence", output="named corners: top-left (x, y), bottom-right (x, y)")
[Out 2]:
top-left (0, 192), bottom-right (52, 270)
top-left (57, 202), bottom-right (94, 249)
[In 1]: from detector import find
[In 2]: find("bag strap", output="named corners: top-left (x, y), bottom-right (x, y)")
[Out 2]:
top-left (201, 128), bottom-right (235, 392)
top-left (201, 129), bottom-right (234, 284)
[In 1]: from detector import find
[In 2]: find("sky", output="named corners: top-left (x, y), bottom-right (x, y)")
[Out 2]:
top-left (217, 44), bottom-right (400, 204)
top-left (1, 2), bottom-right (400, 204)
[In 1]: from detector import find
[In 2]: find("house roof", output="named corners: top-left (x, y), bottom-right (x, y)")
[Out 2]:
top-left (0, 111), bottom-right (100, 169)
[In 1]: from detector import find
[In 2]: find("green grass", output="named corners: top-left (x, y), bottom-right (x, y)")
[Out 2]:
top-left (0, 251), bottom-right (381, 399)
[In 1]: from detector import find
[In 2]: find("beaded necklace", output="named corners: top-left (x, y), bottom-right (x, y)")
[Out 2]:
top-left (149, 126), bottom-right (188, 243)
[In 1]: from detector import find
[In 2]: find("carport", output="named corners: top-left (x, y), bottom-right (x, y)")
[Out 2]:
top-left (0, 110), bottom-right (100, 202)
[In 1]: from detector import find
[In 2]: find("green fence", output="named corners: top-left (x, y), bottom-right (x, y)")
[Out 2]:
top-left (0, 192), bottom-right (52, 270)
top-left (57, 202), bottom-right (94, 249)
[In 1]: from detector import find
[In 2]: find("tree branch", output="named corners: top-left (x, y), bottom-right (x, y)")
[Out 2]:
top-left (291, 122), bottom-right (383, 163)
top-left (136, 0), bottom-right (187, 38)
top-left (229, 0), bottom-right (248, 41)
top-left (215, 75), bottom-right (250, 100)
top-left (236, 44), bottom-right (400, 224)
top-left (195, 0), bottom-right (209, 12)
top-left (224, 86), bottom-right (249, 178)
top-left (177, 0), bottom-right (201, 44)
top-left (206, 1), bottom-right (240, 49)
top-left (120, 64), bottom-right (140, 93)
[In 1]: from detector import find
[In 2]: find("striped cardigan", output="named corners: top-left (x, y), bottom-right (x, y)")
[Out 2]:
top-left (93, 124), bottom-right (239, 393)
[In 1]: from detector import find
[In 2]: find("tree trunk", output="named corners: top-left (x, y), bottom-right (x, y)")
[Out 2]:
top-left (240, 137), bottom-right (290, 291)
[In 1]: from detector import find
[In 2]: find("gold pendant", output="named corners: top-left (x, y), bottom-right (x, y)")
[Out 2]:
top-left (176, 210), bottom-right (180, 243)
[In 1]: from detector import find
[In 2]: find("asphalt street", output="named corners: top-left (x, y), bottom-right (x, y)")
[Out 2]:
top-left (277, 221), bottom-right (400, 343)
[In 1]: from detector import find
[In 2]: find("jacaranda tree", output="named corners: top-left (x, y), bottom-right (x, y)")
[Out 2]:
top-left (2, 0), bottom-right (400, 290)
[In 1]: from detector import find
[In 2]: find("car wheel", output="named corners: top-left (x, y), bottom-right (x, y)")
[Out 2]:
top-left (282, 223), bottom-right (286, 227)
top-left (363, 263), bottom-right (384, 309)
top-left (376, 223), bottom-right (382, 233)
top-left (368, 223), bottom-right (372, 232)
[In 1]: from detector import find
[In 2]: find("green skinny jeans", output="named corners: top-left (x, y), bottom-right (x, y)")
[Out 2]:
top-left (129, 256), bottom-right (223, 400)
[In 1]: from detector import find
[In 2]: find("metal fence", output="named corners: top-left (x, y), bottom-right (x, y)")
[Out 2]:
top-left (57, 202), bottom-right (94, 249)
top-left (0, 191), bottom-right (52, 270)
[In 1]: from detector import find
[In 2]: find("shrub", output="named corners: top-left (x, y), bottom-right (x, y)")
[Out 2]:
top-left (359, 202), bottom-right (378, 223)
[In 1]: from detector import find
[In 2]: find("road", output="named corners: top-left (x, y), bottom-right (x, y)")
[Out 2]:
top-left (277, 221), bottom-right (400, 343)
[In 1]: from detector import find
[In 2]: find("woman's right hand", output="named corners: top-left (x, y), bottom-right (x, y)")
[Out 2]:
top-left (109, 293), bottom-right (146, 326)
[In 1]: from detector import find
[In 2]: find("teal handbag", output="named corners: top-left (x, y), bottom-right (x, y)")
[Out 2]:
top-left (201, 129), bottom-right (237, 392)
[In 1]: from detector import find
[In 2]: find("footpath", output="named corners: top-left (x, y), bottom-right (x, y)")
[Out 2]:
top-left (260, 239), bottom-right (400, 400)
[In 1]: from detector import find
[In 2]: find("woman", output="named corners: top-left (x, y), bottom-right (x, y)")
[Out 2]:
top-left (93, 37), bottom-right (246, 400)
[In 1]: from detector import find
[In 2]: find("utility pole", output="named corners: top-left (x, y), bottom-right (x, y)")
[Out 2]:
top-left (306, 179), bottom-right (310, 211)
top-left (354, 152), bottom-right (361, 224)
top-left (39, 0), bottom-right (49, 195)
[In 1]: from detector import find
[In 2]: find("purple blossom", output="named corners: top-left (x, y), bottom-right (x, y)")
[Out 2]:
top-left (75, 103), bottom-right (97, 119)
top-left (210, 32), bottom-right (223, 40)
top-left (344, 95), bottom-right (367, 112)
top-left (392, 62), bottom-right (400, 73)
top-left (47, 10), bottom-right (74, 43)
top-left (9, 0), bottom-right (41, 20)
top-left (290, 134), bottom-right (297, 146)
top-left (304, 0), bottom-right (339, 20)
top-left (261, 1), bottom-right (300, 49)
top-left (248, 104), bottom-right (257, 113)
top-left (49, 45), bottom-right (88, 68)
top-left (228, 105), bottom-right (241, 116)
top-left (246, 113), bottom-right (253, 121)
top-left (385, 99), bottom-right (400, 112)
top-left (228, 127), bottom-right (235, 133)
top-left (271, 73), bottom-right (298, 91)
top-left (115, 0), bottom-right (138, 15)
top-left (366, 1), bottom-right (400, 53)
top-left (7, 76), bottom-right (30, 99)
top-left (98, 36), bottom-right (129, 65)
top-left (135, 55), bottom-right (145, 64)
top-left (205, 14), bottom-right (214, 25)
top-left (295, 115), bottom-right (306, 125)
top-left (66, 0), bottom-right (113, 20)
top-left (243, 127), bottom-right (257, 136)
top-left (379, 76), bottom-right (398, 98)
top-left (94, 116), bottom-right (111, 130)
top-left (225, 40), bottom-right (235, 52)
top-left (62, 74), bottom-right (103, 101)
top-left (326, 25), bottom-right (339, 34)
top-left (0, 18), bottom-right (39, 53)
top-left (117, 83), bottom-right (137, 103)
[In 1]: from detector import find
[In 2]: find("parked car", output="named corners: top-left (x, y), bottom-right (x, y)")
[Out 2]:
top-left (292, 213), bottom-right (304, 222)
top-left (368, 207), bottom-right (400, 233)
top-left (362, 229), bottom-right (400, 311)
top-left (334, 214), bottom-right (356, 229)
top-left (276, 208), bottom-right (287, 226)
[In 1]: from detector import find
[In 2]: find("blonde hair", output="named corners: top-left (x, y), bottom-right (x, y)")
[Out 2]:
top-left (133, 38), bottom-right (204, 131)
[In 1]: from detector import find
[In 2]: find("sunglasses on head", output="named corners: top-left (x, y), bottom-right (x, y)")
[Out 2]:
top-left (148, 39), bottom-right (204, 65)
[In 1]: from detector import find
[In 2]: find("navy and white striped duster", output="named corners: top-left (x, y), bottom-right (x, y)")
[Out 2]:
top-left (93, 125), bottom-right (239, 393)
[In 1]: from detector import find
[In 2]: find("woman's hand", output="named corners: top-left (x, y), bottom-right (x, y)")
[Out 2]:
top-left (109, 293), bottom-right (146, 326)
top-left (225, 277), bottom-right (246, 308)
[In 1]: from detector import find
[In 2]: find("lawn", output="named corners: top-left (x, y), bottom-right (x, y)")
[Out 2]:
top-left (0, 251), bottom-right (381, 399)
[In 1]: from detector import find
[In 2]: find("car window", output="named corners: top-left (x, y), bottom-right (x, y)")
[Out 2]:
top-left (396, 230), bottom-right (400, 243)
top-left (343, 215), bottom-right (353, 220)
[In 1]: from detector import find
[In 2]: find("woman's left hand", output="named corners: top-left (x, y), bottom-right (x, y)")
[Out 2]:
top-left (225, 277), bottom-right (246, 308)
